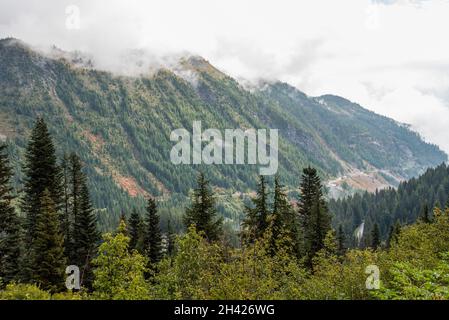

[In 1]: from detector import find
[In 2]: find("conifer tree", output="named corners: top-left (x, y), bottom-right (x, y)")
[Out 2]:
top-left (129, 209), bottom-right (144, 253)
top-left (21, 119), bottom-right (63, 282)
top-left (120, 213), bottom-right (128, 227)
top-left (144, 198), bottom-right (162, 264)
top-left (65, 153), bottom-right (84, 263)
top-left (21, 118), bottom-right (63, 247)
top-left (60, 153), bottom-right (72, 258)
top-left (420, 203), bottom-right (432, 223)
top-left (337, 224), bottom-right (346, 256)
top-left (114, 213), bottom-right (129, 237)
top-left (70, 153), bottom-right (83, 232)
top-left (393, 221), bottom-right (401, 239)
top-left (0, 143), bottom-right (21, 284)
top-left (269, 175), bottom-right (298, 255)
top-left (60, 152), bottom-right (99, 288)
top-left (242, 176), bottom-right (269, 243)
top-left (387, 221), bottom-right (401, 248)
top-left (386, 225), bottom-right (394, 249)
top-left (298, 166), bottom-right (331, 268)
top-left (74, 181), bottom-right (99, 289)
top-left (298, 167), bottom-right (321, 221)
top-left (166, 218), bottom-right (175, 257)
top-left (183, 172), bottom-right (222, 242)
top-left (310, 194), bottom-right (331, 258)
top-left (371, 223), bottom-right (381, 248)
top-left (30, 189), bottom-right (66, 293)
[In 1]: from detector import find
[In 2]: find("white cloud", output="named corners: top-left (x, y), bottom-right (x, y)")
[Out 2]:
top-left (1, 0), bottom-right (449, 153)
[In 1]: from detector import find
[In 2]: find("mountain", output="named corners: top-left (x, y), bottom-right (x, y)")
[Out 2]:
top-left (256, 83), bottom-right (447, 197)
top-left (0, 38), bottom-right (446, 229)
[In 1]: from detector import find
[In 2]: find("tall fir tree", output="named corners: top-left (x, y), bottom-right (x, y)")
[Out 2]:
top-left (74, 180), bottom-right (99, 289)
top-left (61, 152), bottom-right (99, 289)
top-left (62, 153), bottom-right (84, 263)
top-left (21, 118), bottom-right (63, 247)
top-left (242, 175), bottom-right (269, 243)
top-left (298, 166), bottom-right (331, 268)
top-left (371, 223), bottom-right (381, 248)
top-left (144, 198), bottom-right (162, 264)
top-left (129, 209), bottom-right (144, 253)
top-left (69, 153), bottom-right (83, 255)
top-left (269, 175), bottom-right (298, 255)
top-left (0, 143), bottom-right (22, 284)
top-left (310, 194), bottom-right (331, 261)
top-left (30, 189), bottom-right (66, 293)
top-left (60, 153), bottom-right (72, 259)
top-left (183, 172), bottom-right (222, 242)
top-left (21, 118), bottom-right (63, 282)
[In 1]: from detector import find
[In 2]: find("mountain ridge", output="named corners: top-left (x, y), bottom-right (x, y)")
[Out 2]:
top-left (0, 38), bottom-right (446, 229)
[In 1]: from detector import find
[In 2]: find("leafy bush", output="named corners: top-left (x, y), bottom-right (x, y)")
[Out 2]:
top-left (0, 283), bottom-right (51, 300)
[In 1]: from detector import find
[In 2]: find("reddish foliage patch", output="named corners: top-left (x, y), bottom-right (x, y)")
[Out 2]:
top-left (115, 175), bottom-right (149, 198)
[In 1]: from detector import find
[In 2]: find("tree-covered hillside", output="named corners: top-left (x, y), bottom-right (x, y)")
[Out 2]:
top-left (0, 38), bottom-right (446, 230)
top-left (258, 83), bottom-right (444, 178)
top-left (330, 163), bottom-right (449, 246)
top-left (2, 118), bottom-right (449, 300)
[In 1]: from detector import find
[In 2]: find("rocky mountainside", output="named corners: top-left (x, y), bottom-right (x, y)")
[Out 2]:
top-left (0, 38), bottom-right (446, 229)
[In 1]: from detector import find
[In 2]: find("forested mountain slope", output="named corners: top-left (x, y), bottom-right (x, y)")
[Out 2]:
top-left (258, 83), bottom-right (441, 178)
top-left (0, 37), bottom-right (446, 229)
top-left (330, 163), bottom-right (449, 246)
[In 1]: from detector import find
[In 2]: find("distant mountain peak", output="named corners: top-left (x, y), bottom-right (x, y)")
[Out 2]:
top-left (0, 37), bottom-right (25, 46)
top-left (179, 55), bottom-right (226, 80)
top-left (0, 37), bottom-right (34, 54)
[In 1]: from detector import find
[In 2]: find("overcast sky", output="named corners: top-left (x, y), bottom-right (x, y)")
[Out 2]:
top-left (1, 0), bottom-right (449, 154)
